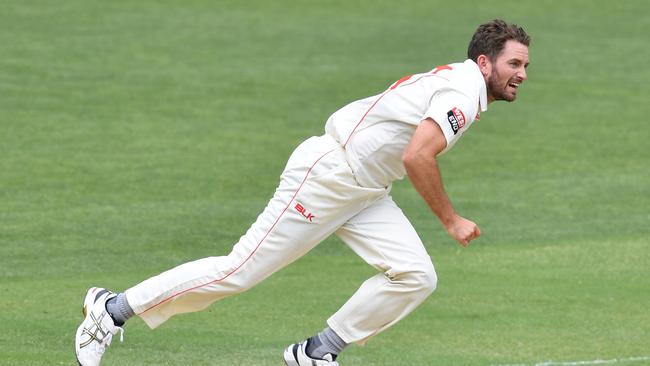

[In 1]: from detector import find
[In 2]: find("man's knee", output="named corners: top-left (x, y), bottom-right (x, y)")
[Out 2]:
top-left (415, 262), bottom-right (438, 294)
top-left (387, 262), bottom-right (437, 295)
top-left (210, 254), bottom-right (275, 294)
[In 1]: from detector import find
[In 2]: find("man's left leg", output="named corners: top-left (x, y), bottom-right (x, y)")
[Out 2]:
top-left (289, 195), bottom-right (436, 363)
top-left (307, 194), bottom-right (437, 355)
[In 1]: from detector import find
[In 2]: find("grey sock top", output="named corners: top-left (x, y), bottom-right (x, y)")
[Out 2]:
top-left (306, 327), bottom-right (348, 359)
top-left (106, 292), bottom-right (135, 326)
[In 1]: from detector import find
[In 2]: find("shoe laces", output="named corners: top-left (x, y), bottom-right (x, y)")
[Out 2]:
top-left (105, 326), bottom-right (124, 348)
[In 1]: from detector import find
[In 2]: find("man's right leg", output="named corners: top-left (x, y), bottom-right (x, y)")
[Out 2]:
top-left (125, 135), bottom-right (381, 329)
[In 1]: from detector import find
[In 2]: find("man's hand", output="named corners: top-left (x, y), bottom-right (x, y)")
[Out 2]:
top-left (404, 119), bottom-right (481, 247)
top-left (444, 215), bottom-right (481, 247)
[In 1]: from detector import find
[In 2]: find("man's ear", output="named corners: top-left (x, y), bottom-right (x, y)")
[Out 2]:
top-left (476, 54), bottom-right (492, 78)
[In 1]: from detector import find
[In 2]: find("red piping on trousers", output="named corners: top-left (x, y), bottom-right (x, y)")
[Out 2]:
top-left (140, 148), bottom-right (336, 314)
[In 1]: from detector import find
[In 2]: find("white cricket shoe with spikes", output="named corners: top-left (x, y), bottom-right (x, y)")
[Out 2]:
top-left (284, 339), bottom-right (340, 366)
top-left (75, 287), bottom-right (124, 366)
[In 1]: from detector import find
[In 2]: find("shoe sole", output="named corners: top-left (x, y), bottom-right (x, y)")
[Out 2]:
top-left (283, 344), bottom-right (299, 366)
top-left (75, 287), bottom-right (106, 366)
top-left (285, 342), bottom-right (314, 366)
top-left (76, 288), bottom-right (93, 365)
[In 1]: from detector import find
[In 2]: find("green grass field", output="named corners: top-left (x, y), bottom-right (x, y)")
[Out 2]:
top-left (1, 1), bottom-right (649, 365)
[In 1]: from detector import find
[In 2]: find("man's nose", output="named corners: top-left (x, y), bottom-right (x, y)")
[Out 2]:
top-left (519, 67), bottom-right (528, 81)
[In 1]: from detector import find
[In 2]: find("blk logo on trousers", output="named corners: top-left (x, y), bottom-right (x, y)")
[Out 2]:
top-left (295, 202), bottom-right (315, 222)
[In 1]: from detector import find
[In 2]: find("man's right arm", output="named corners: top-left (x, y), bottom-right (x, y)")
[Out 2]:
top-left (402, 118), bottom-right (481, 247)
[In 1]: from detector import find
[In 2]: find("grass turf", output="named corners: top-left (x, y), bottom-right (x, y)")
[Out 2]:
top-left (1, 1), bottom-right (649, 365)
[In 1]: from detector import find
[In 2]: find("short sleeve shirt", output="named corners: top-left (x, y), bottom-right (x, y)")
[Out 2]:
top-left (325, 59), bottom-right (488, 188)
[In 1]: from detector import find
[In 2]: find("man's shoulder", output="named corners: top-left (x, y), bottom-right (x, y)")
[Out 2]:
top-left (447, 60), bottom-right (481, 83)
top-left (434, 60), bottom-right (485, 103)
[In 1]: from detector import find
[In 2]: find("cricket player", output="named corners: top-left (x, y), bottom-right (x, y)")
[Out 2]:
top-left (75, 19), bottom-right (531, 366)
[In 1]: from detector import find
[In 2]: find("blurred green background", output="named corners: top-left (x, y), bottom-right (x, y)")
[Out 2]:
top-left (1, 1), bottom-right (648, 365)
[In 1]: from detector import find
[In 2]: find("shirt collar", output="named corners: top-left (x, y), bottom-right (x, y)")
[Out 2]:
top-left (465, 59), bottom-right (488, 112)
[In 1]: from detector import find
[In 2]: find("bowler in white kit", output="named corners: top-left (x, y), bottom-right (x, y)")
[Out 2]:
top-left (75, 19), bottom-right (531, 366)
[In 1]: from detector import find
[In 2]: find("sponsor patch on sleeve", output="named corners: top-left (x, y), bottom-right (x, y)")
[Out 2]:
top-left (446, 107), bottom-right (466, 134)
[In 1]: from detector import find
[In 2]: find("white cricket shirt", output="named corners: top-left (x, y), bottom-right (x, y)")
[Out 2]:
top-left (325, 59), bottom-right (488, 188)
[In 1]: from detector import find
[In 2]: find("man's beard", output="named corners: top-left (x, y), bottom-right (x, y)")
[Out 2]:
top-left (487, 69), bottom-right (516, 102)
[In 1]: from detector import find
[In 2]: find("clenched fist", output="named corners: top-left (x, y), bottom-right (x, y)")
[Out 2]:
top-left (445, 215), bottom-right (481, 247)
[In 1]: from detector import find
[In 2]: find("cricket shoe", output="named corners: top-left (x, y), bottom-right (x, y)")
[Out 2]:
top-left (283, 339), bottom-right (340, 366)
top-left (75, 287), bottom-right (124, 366)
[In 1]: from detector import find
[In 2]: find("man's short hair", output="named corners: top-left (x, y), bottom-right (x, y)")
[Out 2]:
top-left (467, 19), bottom-right (531, 62)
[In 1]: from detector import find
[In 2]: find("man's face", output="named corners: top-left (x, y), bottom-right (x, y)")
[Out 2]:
top-left (485, 40), bottom-right (530, 102)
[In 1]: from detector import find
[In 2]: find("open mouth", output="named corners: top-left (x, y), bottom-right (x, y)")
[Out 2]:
top-left (508, 82), bottom-right (520, 89)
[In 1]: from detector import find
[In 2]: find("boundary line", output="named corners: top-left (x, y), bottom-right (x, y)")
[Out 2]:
top-left (490, 356), bottom-right (650, 366)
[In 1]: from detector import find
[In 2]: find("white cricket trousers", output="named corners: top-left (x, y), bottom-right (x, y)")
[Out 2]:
top-left (125, 134), bottom-right (437, 345)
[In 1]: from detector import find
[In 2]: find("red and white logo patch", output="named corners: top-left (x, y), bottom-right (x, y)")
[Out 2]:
top-left (452, 107), bottom-right (466, 128)
top-left (446, 107), bottom-right (466, 134)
